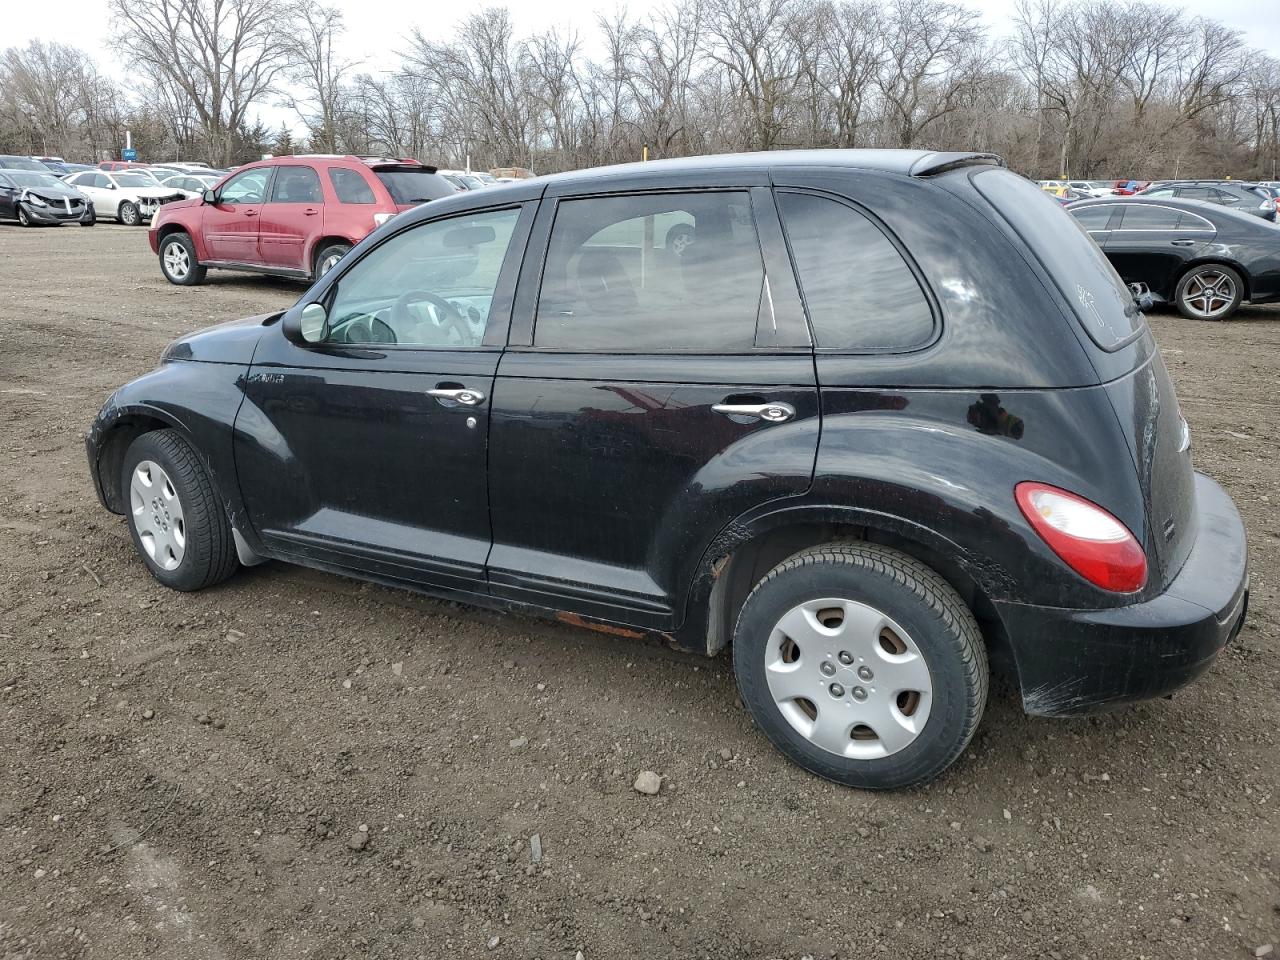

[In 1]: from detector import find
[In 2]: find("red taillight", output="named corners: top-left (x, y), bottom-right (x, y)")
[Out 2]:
top-left (1015, 482), bottom-right (1147, 593)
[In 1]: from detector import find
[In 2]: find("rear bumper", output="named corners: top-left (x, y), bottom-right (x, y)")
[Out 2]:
top-left (996, 472), bottom-right (1248, 716)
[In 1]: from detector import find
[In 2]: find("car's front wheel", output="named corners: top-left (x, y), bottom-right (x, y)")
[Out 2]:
top-left (1175, 264), bottom-right (1244, 321)
top-left (732, 542), bottom-right (988, 789)
top-left (121, 429), bottom-right (239, 591)
top-left (118, 201), bottom-right (140, 226)
top-left (17, 206), bottom-right (33, 227)
top-left (159, 233), bottom-right (207, 285)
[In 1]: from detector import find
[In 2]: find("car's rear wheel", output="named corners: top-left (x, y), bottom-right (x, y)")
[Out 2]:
top-left (118, 201), bottom-right (140, 226)
top-left (1175, 264), bottom-right (1243, 321)
top-left (159, 233), bottom-right (207, 285)
top-left (314, 242), bottom-right (351, 279)
top-left (732, 542), bottom-right (988, 789)
top-left (17, 206), bottom-right (33, 227)
top-left (121, 430), bottom-right (239, 591)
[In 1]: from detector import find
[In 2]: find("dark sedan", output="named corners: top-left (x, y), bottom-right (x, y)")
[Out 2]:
top-left (1067, 196), bottom-right (1280, 320)
top-left (0, 170), bottom-right (96, 227)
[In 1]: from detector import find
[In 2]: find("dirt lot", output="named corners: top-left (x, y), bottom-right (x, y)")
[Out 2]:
top-left (0, 223), bottom-right (1276, 960)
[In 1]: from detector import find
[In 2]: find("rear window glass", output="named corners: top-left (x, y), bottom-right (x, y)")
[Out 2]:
top-left (1118, 205), bottom-right (1182, 229)
top-left (328, 167), bottom-right (375, 204)
top-left (973, 169), bottom-right (1144, 350)
top-left (778, 192), bottom-right (934, 351)
top-left (374, 169), bottom-right (455, 205)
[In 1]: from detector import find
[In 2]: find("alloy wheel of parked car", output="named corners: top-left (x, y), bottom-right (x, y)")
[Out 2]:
top-left (159, 234), bottom-right (206, 285)
top-left (1175, 264), bottom-right (1243, 321)
top-left (733, 543), bottom-right (988, 789)
top-left (122, 430), bottom-right (239, 591)
top-left (316, 242), bottom-right (351, 278)
top-left (17, 207), bottom-right (32, 227)
top-left (118, 201), bottom-right (140, 226)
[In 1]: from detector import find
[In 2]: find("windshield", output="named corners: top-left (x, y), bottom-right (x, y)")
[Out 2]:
top-left (9, 172), bottom-right (65, 189)
top-left (974, 168), bottom-right (1145, 351)
top-left (374, 169), bottom-right (455, 205)
top-left (115, 173), bottom-right (156, 187)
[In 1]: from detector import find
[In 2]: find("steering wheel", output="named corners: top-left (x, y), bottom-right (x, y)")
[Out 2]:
top-left (391, 291), bottom-right (472, 346)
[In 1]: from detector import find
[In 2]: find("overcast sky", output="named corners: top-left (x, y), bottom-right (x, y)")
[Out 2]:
top-left (7, 0), bottom-right (1278, 138)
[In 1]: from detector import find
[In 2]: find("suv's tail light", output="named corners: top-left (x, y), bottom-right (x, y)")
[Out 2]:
top-left (1015, 482), bottom-right (1147, 593)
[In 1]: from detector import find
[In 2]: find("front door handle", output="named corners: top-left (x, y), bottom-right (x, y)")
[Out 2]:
top-left (1170, 239), bottom-right (1196, 246)
top-left (428, 386), bottom-right (486, 406)
top-left (712, 401), bottom-right (796, 423)
top-left (303, 207), bottom-right (318, 216)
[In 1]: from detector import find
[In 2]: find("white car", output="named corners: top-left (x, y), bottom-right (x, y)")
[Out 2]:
top-left (158, 173), bottom-right (221, 198)
top-left (63, 170), bottom-right (186, 225)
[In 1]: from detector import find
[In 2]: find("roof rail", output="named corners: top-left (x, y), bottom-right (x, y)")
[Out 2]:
top-left (909, 152), bottom-right (1005, 177)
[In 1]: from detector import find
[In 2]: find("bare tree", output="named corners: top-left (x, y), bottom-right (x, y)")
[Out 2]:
top-left (108, 0), bottom-right (297, 164)
top-left (287, 1), bottom-right (357, 152)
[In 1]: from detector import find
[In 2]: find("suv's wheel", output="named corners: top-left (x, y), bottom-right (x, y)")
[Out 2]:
top-left (118, 201), bottom-right (140, 226)
top-left (159, 233), bottom-right (207, 285)
top-left (314, 242), bottom-right (351, 278)
top-left (1175, 264), bottom-right (1243, 321)
top-left (732, 543), bottom-right (988, 789)
top-left (121, 429), bottom-right (239, 591)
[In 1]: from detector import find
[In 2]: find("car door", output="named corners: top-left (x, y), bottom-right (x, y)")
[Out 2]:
top-left (487, 184), bottom-right (819, 630)
top-left (71, 173), bottom-right (115, 216)
top-left (204, 167), bottom-right (272, 263)
top-left (257, 164), bottom-right (323, 271)
top-left (234, 201), bottom-right (535, 591)
top-left (1102, 204), bottom-right (1211, 292)
top-left (0, 173), bottom-right (17, 218)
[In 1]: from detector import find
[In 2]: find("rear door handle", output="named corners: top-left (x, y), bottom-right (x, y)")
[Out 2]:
top-left (428, 386), bottom-right (485, 406)
top-left (1170, 239), bottom-right (1196, 246)
top-left (712, 402), bottom-right (795, 423)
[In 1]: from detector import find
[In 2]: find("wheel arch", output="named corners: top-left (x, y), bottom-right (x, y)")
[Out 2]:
top-left (677, 505), bottom-right (1016, 679)
top-left (92, 405), bottom-right (191, 514)
top-left (309, 235), bottom-right (356, 277)
top-left (154, 222), bottom-right (193, 253)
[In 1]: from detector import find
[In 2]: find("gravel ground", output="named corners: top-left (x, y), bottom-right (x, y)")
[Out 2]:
top-left (0, 224), bottom-right (1277, 960)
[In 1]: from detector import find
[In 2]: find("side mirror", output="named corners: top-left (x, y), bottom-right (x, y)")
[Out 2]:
top-left (108, 182), bottom-right (117, 190)
top-left (283, 302), bottom-right (329, 345)
top-left (202, 188), bottom-right (217, 204)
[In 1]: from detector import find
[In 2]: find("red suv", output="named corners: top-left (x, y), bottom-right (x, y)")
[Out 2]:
top-left (149, 155), bottom-right (456, 285)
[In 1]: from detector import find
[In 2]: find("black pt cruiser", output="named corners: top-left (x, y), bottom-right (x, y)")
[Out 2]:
top-left (87, 150), bottom-right (1249, 789)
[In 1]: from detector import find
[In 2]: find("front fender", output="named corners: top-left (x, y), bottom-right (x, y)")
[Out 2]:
top-left (86, 361), bottom-right (257, 551)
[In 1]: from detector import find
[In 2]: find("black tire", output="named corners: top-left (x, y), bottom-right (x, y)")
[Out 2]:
top-left (120, 429), bottom-right (239, 591)
top-left (732, 542), bottom-right (988, 790)
top-left (118, 201), bottom-right (140, 226)
top-left (81, 210), bottom-right (96, 227)
top-left (158, 232), bottom-right (207, 286)
top-left (314, 242), bottom-right (351, 279)
top-left (1174, 263), bottom-right (1244, 321)
top-left (17, 206), bottom-right (34, 227)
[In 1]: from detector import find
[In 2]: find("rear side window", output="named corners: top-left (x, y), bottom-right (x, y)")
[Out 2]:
top-left (534, 191), bottom-right (765, 352)
top-left (1118, 205), bottom-right (1181, 229)
top-left (328, 167), bottom-right (375, 204)
top-left (374, 169), bottom-right (455, 205)
top-left (778, 192), bottom-right (934, 351)
top-left (973, 168), bottom-right (1144, 350)
top-left (1071, 205), bottom-right (1116, 229)
top-left (270, 165), bottom-right (322, 203)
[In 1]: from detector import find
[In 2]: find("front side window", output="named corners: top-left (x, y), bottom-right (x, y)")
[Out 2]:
top-left (328, 167), bottom-right (375, 204)
top-left (323, 208), bottom-right (521, 348)
top-left (1118, 205), bottom-right (1181, 230)
top-left (219, 169), bottom-right (271, 205)
top-left (779, 192), bottom-right (934, 351)
top-left (534, 191), bottom-right (764, 352)
top-left (269, 165), bottom-right (322, 203)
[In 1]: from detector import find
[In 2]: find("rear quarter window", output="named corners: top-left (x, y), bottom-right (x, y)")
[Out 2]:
top-left (328, 167), bottom-right (375, 204)
top-left (973, 169), bottom-right (1144, 351)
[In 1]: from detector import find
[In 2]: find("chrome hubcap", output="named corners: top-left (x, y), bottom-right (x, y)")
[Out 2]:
top-left (129, 460), bottom-right (186, 570)
top-left (1183, 272), bottom-right (1235, 318)
top-left (764, 598), bottom-right (933, 760)
top-left (164, 242), bottom-right (190, 279)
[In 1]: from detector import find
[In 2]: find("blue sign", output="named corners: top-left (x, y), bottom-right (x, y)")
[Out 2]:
top-left (122, 148), bottom-right (137, 161)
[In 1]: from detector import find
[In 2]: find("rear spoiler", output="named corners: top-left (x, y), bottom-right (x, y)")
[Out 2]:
top-left (909, 152), bottom-right (1005, 177)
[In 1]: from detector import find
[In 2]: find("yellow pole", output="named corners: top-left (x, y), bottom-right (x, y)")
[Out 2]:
top-left (643, 144), bottom-right (649, 162)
